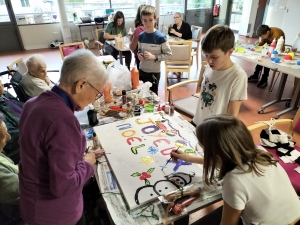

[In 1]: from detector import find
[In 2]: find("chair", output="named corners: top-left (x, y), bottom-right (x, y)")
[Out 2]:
top-left (247, 106), bottom-right (300, 195)
top-left (95, 28), bottom-right (105, 56)
top-left (6, 58), bottom-right (29, 102)
top-left (167, 61), bottom-right (207, 118)
top-left (165, 41), bottom-right (193, 90)
top-left (59, 41), bottom-right (84, 59)
top-left (189, 25), bottom-right (203, 69)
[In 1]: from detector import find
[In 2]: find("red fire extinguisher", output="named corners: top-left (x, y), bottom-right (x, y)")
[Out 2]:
top-left (213, 4), bottom-right (220, 17)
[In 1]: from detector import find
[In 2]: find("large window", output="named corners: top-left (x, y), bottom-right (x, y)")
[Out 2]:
top-left (187, 0), bottom-right (211, 10)
top-left (159, 0), bottom-right (184, 15)
top-left (20, 0), bottom-right (30, 7)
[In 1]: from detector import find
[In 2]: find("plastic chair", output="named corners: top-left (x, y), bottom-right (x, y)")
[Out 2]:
top-left (190, 25), bottom-right (203, 69)
top-left (59, 42), bottom-right (84, 59)
top-left (247, 106), bottom-right (300, 195)
top-left (165, 41), bottom-right (193, 90)
top-left (167, 61), bottom-right (207, 118)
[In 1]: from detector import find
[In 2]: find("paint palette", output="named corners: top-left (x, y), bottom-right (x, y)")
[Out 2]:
top-left (94, 113), bottom-right (202, 210)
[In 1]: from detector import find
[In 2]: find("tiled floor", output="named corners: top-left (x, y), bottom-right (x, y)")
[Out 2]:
top-left (0, 35), bottom-right (299, 224)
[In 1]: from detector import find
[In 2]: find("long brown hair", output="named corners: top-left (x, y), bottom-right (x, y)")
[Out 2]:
top-left (196, 114), bottom-right (278, 185)
top-left (113, 11), bottom-right (125, 30)
top-left (135, 4), bottom-right (146, 28)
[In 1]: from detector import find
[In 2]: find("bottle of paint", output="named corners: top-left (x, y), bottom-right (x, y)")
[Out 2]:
top-left (164, 102), bottom-right (170, 114)
top-left (87, 104), bottom-right (98, 126)
top-left (92, 132), bottom-right (100, 149)
top-left (276, 36), bottom-right (284, 53)
top-left (122, 90), bottom-right (127, 104)
top-left (268, 38), bottom-right (277, 57)
top-left (131, 67), bottom-right (139, 90)
top-left (170, 102), bottom-right (175, 116)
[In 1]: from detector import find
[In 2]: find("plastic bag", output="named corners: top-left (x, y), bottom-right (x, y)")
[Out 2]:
top-left (137, 81), bottom-right (152, 98)
top-left (107, 62), bottom-right (132, 92)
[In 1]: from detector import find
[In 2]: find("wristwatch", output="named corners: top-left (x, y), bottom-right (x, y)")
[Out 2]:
top-left (154, 55), bottom-right (158, 63)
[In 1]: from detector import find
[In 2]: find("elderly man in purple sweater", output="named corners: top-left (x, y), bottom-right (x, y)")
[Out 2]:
top-left (18, 49), bottom-right (107, 225)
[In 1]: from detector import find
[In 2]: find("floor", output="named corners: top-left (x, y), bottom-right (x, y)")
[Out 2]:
top-left (0, 35), bottom-right (299, 225)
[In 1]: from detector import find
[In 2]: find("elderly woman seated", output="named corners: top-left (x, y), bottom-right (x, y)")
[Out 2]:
top-left (20, 54), bottom-right (54, 98)
top-left (0, 113), bottom-right (20, 224)
top-left (0, 80), bottom-right (23, 162)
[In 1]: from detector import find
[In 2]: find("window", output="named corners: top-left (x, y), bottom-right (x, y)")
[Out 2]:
top-left (11, 0), bottom-right (58, 24)
top-left (0, 0), bottom-right (5, 5)
top-left (160, 0), bottom-right (184, 15)
top-left (20, 0), bottom-right (30, 7)
top-left (111, 0), bottom-right (149, 18)
top-left (187, 0), bottom-right (212, 10)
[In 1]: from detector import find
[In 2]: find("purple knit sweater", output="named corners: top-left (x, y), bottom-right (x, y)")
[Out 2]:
top-left (19, 88), bottom-right (94, 225)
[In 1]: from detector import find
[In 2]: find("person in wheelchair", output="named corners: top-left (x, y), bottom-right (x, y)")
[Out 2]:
top-left (20, 54), bottom-right (54, 98)
top-left (0, 113), bottom-right (21, 224)
top-left (0, 79), bottom-right (23, 162)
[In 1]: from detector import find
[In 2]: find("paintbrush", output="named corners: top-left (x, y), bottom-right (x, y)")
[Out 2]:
top-left (161, 146), bottom-right (180, 171)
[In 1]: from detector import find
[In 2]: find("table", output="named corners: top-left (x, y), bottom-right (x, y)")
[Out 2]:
top-left (88, 112), bottom-right (222, 225)
top-left (232, 51), bottom-right (300, 118)
top-left (106, 39), bottom-right (131, 65)
top-left (75, 21), bottom-right (108, 40)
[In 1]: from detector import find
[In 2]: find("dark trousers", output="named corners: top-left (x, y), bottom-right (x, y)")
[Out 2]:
top-left (104, 43), bottom-right (132, 70)
top-left (190, 206), bottom-right (243, 225)
top-left (139, 69), bottom-right (160, 95)
top-left (135, 56), bottom-right (140, 70)
top-left (255, 65), bottom-right (270, 79)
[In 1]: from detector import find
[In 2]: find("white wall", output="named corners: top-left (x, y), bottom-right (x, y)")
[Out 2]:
top-left (239, 0), bottom-right (259, 37)
top-left (264, 0), bottom-right (288, 27)
top-left (18, 19), bottom-right (135, 50)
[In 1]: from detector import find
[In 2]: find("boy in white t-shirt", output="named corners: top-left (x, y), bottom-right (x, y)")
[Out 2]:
top-left (192, 25), bottom-right (247, 126)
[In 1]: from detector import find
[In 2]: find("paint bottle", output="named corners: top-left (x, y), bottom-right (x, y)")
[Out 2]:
top-left (268, 38), bottom-right (277, 57)
top-left (122, 90), bottom-right (127, 104)
top-left (92, 132), bottom-right (100, 149)
top-left (170, 102), bottom-right (175, 116)
top-left (131, 67), bottom-right (139, 90)
top-left (87, 104), bottom-right (98, 126)
top-left (164, 102), bottom-right (170, 114)
top-left (276, 36), bottom-right (284, 53)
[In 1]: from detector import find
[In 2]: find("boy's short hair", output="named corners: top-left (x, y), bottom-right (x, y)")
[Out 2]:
top-left (201, 24), bottom-right (234, 53)
top-left (256, 25), bottom-right (270, 36)
top-left (140, 5), bottom-right (157, 19)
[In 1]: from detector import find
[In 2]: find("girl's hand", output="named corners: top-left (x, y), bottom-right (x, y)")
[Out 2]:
top-left (170, 150), bottom-right (189, 163)
top-left (143, 51), bottom-right (155, 60)
top-left (84, 151), bottom-right (96, 165)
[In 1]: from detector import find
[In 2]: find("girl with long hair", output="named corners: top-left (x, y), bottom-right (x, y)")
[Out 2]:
top-left (171, 114), bottom-right (300, 225)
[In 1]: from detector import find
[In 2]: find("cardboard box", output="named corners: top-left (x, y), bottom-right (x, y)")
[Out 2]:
top-left (114, 36), bottom-right (124, 50)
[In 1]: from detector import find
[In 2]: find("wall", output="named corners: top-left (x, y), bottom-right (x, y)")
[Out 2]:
top-left (263, 0), bottom-right (288, 27)
top-left (212, 0), bottom-right (228, 26)
top-left (239, 0), bottom-right (259, 37)
top-left (18, 19), bottom-right (135, 50)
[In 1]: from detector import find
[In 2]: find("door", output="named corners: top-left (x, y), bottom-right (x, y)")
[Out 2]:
top-left (281, 0), bottom-right (300, 45)
top-left (0, 0), bottom-right (24, 52)
top-left (185, 0), bottom-right (213, 32)
top-left (253, 0), bottom-right (267, 37)
top-left (226, 0), bottom-right (244, 33)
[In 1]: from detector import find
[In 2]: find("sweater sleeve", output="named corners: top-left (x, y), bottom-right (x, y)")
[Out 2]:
top-left (46, 117), bottom-right (94, 198)
top-left (0, 165), bottom-right (19, 204)
top-left (158, 37), bottom-right (172, 62)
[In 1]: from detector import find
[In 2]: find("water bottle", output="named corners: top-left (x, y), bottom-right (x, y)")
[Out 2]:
top-left (276, 36), bottom-right (284, 53)
top-left (87, 104), bottom-right (98, 126)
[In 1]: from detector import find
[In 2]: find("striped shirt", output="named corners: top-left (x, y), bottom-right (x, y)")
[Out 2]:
top-left (138, 30), bottom-right (172, 73)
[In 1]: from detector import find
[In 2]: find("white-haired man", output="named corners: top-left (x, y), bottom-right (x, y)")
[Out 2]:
top-left (19, 49), bottom-right (108, 225)
top-left (20, 54), bottom-right (53, 97)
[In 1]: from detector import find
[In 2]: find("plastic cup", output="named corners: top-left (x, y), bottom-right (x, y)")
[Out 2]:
top-left (297, 61), bottom-right (300, 66)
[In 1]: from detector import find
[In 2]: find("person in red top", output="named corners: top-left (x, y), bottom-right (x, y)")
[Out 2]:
top-left (129, 4), bottom-right (146, 70)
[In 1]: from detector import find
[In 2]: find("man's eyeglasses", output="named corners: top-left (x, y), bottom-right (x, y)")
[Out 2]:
top-left (87, 82), bottom-right (103, 100)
